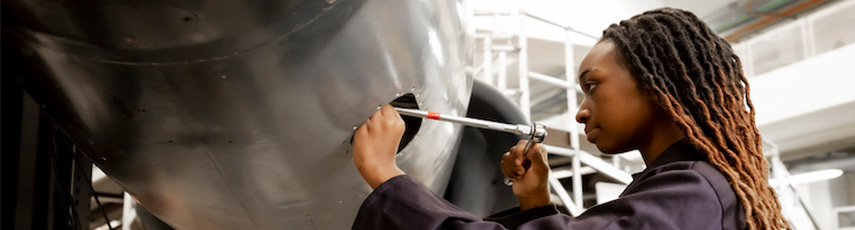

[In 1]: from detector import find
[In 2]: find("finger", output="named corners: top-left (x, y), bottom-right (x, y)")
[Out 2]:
top-left (378, 105), bottom-right (403, 128)
top-left (352, 125), bottom-right (369, 146)
top-left (514, 158), bottom-right (525, 175)
top-left (509, 146), bottom-right (518, 161)
top-left (512, 144), bottom-right (526, 174)
top-left (355, 123), bottom-right (367, 134)
top-left (527, 144), bottom-right (549, 168)
top-left (511, 141), bottom-right (527, 161)
top-left (518, 143), bottom-right (539, 172)
top-left (502, 152), bottom-right (523, 177)
top-left (368, 111), bottom-right (379, 122)
top-left (525, 144), bottom-right (542, 157)
top-left (505, 159), bottom-right (525, 179)
top-left (370, 105), bottom-right (385, 119)
top-left (516, 140), bottom-right (528, 148)
top-left (539, 145), bottom-right (548, 160)
top-left (386, 105), bottom-right (401, 118)
top-left (379, 104), bottom-right (391, 116)
top-left (525, 142), bottom-right (537, 156)
top-left (500, 153), bottom-right (514, 178)
top-left (363, 119), bottom-right (372, 132)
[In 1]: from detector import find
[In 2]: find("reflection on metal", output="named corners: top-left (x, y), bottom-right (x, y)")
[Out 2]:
top-left (3, 0), bottom-right (473, 229)
top-left (521, 123), bottom-right (547, 154)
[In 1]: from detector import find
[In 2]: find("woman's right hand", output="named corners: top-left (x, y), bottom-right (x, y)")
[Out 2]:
top-left (501, 141), bottom-right (551, 210)
top-left (352, 105), bottom-right (406, 189)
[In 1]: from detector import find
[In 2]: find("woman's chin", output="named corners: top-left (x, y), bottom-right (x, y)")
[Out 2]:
top-left (593, 139), bottom-right (627, 155)
top-left (595, 145), bottom-right (621, 155)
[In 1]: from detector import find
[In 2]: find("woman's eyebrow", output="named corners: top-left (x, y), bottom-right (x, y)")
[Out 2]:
top-left (578, 68), bottom-right (593, 83)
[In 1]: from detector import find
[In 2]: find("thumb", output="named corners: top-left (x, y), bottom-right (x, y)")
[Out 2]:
top-left (527, 145), bottom-right (548, 169)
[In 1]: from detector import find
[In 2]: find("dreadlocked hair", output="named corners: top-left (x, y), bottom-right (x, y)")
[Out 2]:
top-left (600, 8), bottom-right (789, 229)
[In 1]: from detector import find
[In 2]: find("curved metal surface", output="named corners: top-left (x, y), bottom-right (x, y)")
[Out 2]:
top-left (445, 80), bottom-right (528, 217)
top-left (3, 0), bottom-right (473, 229)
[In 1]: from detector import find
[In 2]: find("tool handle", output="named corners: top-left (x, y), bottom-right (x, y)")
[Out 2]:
top-left (393, 108), bottom-right (547, 147)
top-left (394, 107), bottom-right (525, 135)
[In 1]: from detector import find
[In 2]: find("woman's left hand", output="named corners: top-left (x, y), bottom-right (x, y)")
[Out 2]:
top-left (501, 141), bottom-right (551, 210)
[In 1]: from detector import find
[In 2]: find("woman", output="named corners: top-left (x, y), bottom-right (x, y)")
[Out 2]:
top-left (351, 8), bottom-right (789, 230)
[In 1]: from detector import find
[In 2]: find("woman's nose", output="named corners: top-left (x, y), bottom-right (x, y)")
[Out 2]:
top-left (576, 104), bottom-right (590, 124)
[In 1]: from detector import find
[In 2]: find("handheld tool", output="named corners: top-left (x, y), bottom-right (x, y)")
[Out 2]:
top-left (394, 107), bottom-right (547, 186)
top-left (393, 108), bottom-right (547, 147)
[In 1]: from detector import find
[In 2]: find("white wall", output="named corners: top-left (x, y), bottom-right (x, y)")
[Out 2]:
top-left (749, 43), bottom-right (855, 154)
top-left (468, 0), bottom-right (739, 46)
top-left (750, 43), bottom-right (855, 127)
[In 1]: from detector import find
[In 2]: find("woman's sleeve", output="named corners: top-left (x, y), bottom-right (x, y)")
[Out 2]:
top-left (353, 164), bottom-right (732, 230)
top-left (518, 164), bottom-right (731, 230)
top-left (352, 175), bottom-right (566, 230)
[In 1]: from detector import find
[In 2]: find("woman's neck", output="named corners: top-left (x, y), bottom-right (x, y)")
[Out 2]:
top-left (638, 121), bottom-right (686, 166)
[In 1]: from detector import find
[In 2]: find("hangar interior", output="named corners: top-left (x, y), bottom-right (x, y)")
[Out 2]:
top-left (466, 1), bottom-right (855, 229)
top-left (4, 0), bottom-right (855, 229)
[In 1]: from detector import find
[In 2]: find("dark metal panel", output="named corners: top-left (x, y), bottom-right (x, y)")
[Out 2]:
top-left (445, 80), bottom-right (527, 217)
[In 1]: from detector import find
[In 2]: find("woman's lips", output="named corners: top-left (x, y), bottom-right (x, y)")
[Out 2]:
top-left (585, 128), bottom-right (599, 142)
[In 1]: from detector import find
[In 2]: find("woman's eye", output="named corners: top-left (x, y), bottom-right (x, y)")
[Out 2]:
top-left (585, 83), bottom-right (597, 92)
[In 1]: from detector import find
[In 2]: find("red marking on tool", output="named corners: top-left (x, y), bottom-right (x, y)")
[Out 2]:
top-left (427, 112), bottom-right (441, 120)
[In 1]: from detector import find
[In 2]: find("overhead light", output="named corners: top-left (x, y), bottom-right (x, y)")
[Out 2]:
top-left (788, 169), bottom-right (844, 184)
top-left (769, 169), bottom-right (844, 187)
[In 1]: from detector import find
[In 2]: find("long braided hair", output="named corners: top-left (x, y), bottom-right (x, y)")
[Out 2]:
top-left (600, 8), bottom-right (789, 229)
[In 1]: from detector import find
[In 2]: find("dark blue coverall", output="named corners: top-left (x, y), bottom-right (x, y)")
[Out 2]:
top-left (353, 139), bottom-right (747, 230)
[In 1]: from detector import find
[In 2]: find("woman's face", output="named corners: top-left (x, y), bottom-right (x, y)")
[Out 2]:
top-left (575, 41), bottom-right (661, 154)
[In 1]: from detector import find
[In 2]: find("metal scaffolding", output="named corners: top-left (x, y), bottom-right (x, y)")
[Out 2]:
top-left (472, 9), bottom-right (631, 215)
top-left (471, 10), bottom-right (818, 227)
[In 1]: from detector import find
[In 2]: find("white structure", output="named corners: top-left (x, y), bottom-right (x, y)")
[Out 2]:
top-left (469, 0), bottom-right (855, 229)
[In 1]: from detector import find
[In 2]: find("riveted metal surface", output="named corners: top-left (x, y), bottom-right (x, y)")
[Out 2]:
top-left (3, 0), bottom-right (473, 229)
